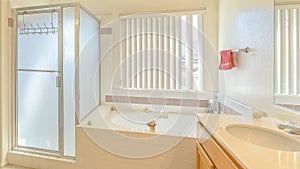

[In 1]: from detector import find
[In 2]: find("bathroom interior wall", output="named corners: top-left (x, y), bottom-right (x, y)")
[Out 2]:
top-left (0, 0), bottom-right (10, 166)
top-left (0, 1), bottom-right (2, 165)
top-left (99, 0), bottom-right (219, 103)
top-left (218, 0), bottom-right (274, 114)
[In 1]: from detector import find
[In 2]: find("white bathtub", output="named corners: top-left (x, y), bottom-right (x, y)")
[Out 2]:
top-left (81, 104), bottom-right (200, 138)
top-left (78, 104), bottom-right (203, 161)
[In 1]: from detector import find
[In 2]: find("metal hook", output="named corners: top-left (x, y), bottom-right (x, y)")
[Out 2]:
top-left (37, 24), bottom-right (42, 35)
top-left (30, 24), bottom-right (35, 35)
top-left (43, 23), bottom-right (49, 34)
top-left (18, 9), bottom-right (58, 35)
top-left (51, 23), bottom-right (55, 34)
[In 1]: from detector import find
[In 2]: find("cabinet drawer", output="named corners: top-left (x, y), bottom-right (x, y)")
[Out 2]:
top-left (197, 123), bottom-right (240, 169)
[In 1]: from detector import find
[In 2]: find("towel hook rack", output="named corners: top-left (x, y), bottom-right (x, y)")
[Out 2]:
top-left (18, 9), bottom-right (58, 35)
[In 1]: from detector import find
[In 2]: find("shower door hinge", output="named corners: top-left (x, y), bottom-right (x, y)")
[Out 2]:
top-left (56, 76), bottom-right (62, 87)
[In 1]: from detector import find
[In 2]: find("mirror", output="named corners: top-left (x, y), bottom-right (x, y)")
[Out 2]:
top-left (274, 1), bottom-right (300, 113)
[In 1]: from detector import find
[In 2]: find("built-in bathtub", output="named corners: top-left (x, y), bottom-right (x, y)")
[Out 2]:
top-left (81, 104), bottom-right (197, 137)
top-left (77, 104), bottom-right (203, 169)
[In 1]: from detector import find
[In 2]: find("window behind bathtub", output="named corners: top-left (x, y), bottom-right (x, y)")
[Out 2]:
top-left (118, 10), bottom-right (205, 92)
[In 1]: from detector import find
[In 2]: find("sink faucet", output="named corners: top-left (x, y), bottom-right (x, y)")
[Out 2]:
top-left (207, 96), bottom-right (220, 114)
top-left (252, 111), bottom-right (267, 120)
top-left (278, 121), bottom-right (300, 135)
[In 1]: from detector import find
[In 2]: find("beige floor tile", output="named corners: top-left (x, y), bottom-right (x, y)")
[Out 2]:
top-left (2, 165), bottom-right (34, 169)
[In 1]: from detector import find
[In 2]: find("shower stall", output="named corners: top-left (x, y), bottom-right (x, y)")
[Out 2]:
top-left (13, 3), bottom-right (100, 157)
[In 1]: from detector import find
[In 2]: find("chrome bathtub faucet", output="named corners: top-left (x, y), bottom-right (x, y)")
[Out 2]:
top-left (147, 120), bottom-right (157, 133)
top-left (278, 121), bottom-right (300, 135)
top-left (207, 96), bottom-right (220, 114)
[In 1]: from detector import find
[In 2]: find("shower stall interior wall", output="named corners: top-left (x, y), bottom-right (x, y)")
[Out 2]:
top-left (13, 3), bottom-right (100, 157)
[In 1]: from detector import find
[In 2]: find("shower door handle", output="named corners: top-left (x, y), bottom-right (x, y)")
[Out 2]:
top-left (56, 76), bottom-right (62, 87)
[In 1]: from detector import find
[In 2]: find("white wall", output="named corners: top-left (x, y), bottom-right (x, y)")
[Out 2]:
top-left (99, 0), bottom-right (219, 103)
top-left (218, 0), bottom-right (274, 113)
top-left (0, 0), bottom-right (11, 166)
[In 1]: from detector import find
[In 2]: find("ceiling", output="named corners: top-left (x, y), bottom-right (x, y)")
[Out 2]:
top-left (9, 0), bottom-right (209, 15)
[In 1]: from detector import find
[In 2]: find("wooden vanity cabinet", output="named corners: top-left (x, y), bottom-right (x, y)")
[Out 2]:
top-left (196, 141), bottom-right (214, 169)
top-left (196, 122), bottom-right (243, 169)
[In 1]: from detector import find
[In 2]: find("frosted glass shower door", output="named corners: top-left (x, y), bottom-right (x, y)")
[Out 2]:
top-left (17, 11), bottom-right (61, 152)
top-left (17, 72), bottom-right (59, 151)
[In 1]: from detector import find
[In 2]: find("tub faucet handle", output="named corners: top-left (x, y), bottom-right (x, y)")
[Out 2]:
top-left (145, 107), bottom-right (154, 113)
top-left (111, 106), bottom-right (116, 111)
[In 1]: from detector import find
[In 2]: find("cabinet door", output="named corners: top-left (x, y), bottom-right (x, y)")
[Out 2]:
top-left (197, 123), bottom-right (241, 169)
top-left (197, 142), bottom-right (214, 169)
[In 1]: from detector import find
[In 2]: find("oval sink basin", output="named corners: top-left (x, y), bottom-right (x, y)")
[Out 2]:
top-left (226, 124), bottom-right (300, 151)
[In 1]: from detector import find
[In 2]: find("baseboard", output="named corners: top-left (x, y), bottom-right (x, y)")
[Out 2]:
top-left (0, 160), bottom-right (8, 167)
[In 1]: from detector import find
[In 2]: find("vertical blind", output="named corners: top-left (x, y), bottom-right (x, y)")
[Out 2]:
top-left (275, 6), bottom-right (300, 96)
top-left (120, 12), bottom-right (204, 91)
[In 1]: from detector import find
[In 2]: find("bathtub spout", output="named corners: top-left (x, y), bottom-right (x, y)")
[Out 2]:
top-left (147, 120), bottom-right (157, 127)
top-left (147, 120), bottom-right (157, 133)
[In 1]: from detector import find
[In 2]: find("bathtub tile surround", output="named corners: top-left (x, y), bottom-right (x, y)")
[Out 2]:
top-left (278, 104), bottom-right (300, 114)
top-left (105, 95), bottom-right (209, 107)
top-left (106, 94), bottom-right (251, 116)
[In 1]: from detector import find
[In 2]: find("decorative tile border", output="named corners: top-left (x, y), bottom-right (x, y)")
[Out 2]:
top-left (279, 104), bottom-right (300, 113)
top-left (105, 95), bottom-right (254, 115)
top-left (105, 95), bottom-right (208, 107)
top-left (100, 27), bottom-right (112, 35)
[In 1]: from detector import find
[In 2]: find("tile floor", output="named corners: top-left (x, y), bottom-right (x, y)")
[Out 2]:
top-left (2, 165), bottom-right (33, 169)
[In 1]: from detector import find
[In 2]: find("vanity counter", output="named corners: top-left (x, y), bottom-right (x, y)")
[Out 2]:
top-left (197, 113), bottom-right (300, 169)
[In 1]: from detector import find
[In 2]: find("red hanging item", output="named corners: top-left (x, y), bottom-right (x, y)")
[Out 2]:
top-left (219, 50), bottom-right (236, 70)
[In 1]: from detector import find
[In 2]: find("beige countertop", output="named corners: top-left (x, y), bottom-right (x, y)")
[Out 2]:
top-left (197, 113), bottom-right (300, 169)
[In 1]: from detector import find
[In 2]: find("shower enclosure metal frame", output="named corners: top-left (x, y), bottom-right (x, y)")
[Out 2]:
top-left (12, 3), bottom-right (101, 158)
